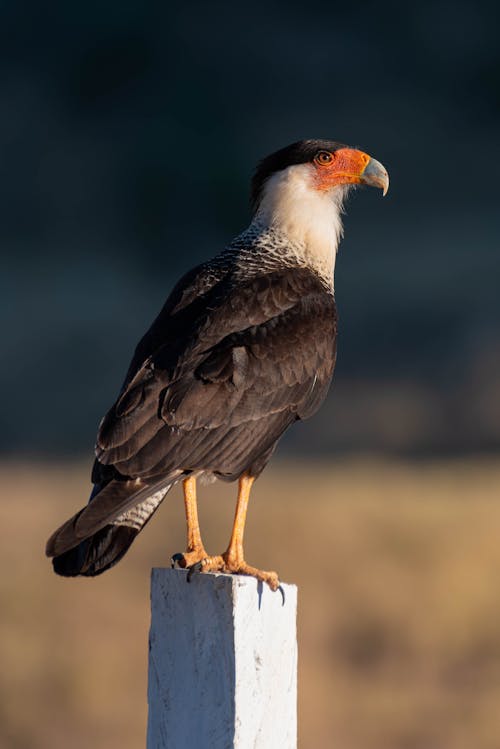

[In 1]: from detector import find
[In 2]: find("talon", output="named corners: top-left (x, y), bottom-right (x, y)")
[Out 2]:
top-left (278, 584), bottom-right (285, 605)
top-left (170, 552), bottom-right (184, 569)
top-left (186, 561), bottom-right (203, 583)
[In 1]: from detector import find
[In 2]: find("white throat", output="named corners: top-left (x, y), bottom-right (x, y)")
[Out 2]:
top-left (250, 163), bottom-right (347, 285)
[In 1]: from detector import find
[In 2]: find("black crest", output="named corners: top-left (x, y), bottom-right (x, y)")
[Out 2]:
top-left (250, 139), bottom-right (348, 211)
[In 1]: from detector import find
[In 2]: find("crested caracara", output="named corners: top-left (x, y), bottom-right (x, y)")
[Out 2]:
top-left (46, 139), bottom-right (389, 590)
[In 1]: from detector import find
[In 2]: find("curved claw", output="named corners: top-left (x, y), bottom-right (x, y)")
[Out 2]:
top-left (277, 584), bottom-right (285, 606)
top-left (186, 561), bottom-right (203, 583)
top-left (170, 552), bottom-right (185, 569)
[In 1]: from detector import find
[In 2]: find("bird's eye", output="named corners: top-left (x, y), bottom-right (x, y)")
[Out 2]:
top-left (315, 151), bottom-right (333, 165)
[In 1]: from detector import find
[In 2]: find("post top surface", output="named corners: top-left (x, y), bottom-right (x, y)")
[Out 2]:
top-left (151, 567), bottom-right (297, 598)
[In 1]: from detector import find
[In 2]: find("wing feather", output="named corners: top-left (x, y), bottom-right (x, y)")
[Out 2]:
top-left (96, 266), bottom-right (337, 480)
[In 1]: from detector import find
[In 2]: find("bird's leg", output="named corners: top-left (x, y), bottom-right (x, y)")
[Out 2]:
top-left (223, 474), bottom-right (280, 590)
top-left (197, 473), bottom-right (280, 591)
top-left (221, 473), bottom-right (254, 569)
top-left (171, 476), bottom-right (209, 568)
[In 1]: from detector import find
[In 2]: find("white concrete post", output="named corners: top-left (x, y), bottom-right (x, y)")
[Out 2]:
top-left (147, 568), bottom-right (297, 749)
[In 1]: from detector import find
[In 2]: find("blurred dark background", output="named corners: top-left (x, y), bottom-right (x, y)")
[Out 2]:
top-left (1, 0), bottom-right (499, 457)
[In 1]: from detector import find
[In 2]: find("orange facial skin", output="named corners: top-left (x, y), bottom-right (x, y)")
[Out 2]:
top-left (313, 147), bottom-right (371, 189)
top-left (312, 147), bottom-right (389, 196)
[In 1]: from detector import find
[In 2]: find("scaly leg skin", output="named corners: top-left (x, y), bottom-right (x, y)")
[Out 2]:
top-left (189, 474), bottom-right (280, 592)
top-left (171, 476), bottom-right (209, 569)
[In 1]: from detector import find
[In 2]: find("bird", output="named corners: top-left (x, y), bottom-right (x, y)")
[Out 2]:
top-left (46, 139), bottom-right (389, 591)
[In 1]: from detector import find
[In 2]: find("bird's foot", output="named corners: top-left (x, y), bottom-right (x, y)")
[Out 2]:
top-left (171, 545), bottom-right (209, 570)
top-left (184, 551), bottom-right (280, 592)
top-left (225, 557), bottom-right (280, 592)
top-left (180, 554), bottom-right (225, 583)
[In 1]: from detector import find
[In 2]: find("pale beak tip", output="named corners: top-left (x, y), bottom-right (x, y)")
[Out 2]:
top-left (361, 157), bottom-right (389, 196)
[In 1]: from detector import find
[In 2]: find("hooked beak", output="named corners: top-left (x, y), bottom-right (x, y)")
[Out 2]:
top-left (360, 157), bottom-right (389, 196)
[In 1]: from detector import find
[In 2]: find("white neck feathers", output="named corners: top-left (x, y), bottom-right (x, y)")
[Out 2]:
top-left (249, 163), bottom-right (347, 285)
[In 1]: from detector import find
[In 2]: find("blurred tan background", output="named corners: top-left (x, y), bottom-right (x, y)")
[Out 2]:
top-left (2, 458), bottom-right (500, 749)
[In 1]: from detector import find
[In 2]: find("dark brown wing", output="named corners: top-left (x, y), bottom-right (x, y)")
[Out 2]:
top-left (95, 265), bottom-right (337, 481)
top-left (47, 264), bottom-right (337, 563)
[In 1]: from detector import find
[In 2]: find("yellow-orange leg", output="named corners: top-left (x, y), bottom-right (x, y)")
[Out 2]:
top-left (200, 473), bottom-right (280, 591)
top-left (171, 476), bottom-right (209, 568)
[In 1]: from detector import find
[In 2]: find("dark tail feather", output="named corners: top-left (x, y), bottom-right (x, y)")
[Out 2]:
top-left (46, 478), bottom-right (174, 559)
top-left (47, 482), bottom-right (173, 576)
top-left (52, 525), bottom-right (139, 577)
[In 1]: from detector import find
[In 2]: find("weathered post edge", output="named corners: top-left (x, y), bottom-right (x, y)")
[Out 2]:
top-left (147, 568), bottom-right (297, 749)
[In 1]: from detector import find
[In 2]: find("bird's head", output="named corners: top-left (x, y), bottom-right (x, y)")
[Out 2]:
top-left (247, 139), bottom-right (389, 282)
top-left (251, 139), bottom-right (389, 215)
